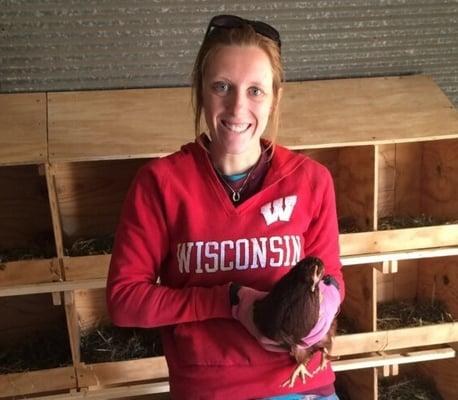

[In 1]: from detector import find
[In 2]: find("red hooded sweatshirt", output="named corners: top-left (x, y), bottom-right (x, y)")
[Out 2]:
top-left (107, 139), bottom-right (345, 399)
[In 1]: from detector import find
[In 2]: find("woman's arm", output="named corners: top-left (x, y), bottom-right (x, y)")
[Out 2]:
top-left (106, 164), bottom-right (232, 328)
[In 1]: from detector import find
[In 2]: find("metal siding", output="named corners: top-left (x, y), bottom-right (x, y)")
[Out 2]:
top-left (1, 0), bottom-right (457, 105)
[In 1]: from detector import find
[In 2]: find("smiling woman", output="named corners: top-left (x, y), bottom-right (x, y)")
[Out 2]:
top-left (106, 14), bottom-right (344, 400)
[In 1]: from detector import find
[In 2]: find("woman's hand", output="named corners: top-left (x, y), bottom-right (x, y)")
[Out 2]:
top-left (231, 286), bottom-right (268, 339)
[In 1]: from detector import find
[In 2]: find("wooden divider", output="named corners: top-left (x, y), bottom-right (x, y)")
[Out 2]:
top-left (0, 93), bottom-right (47, 166)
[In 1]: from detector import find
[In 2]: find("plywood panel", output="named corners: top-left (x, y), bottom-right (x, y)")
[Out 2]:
top-left (418, 344), bottom-right (458, 400)
top-left (0, 93), bottom-right (47, 165)
top-left (336, 368), bottom-right (376, 400)
top-left (339, 224), bottom-right (458, 256)
top-left (377, 144), bottom-right (396, 219)
top-left (74, 288), bottom-right (110, 333)
top-left (338, 146), bottom-right (375, 231)
top-left (341, 265), bottom-right (376, 332)
top-left (47, 76), bottom-right (458, 162)
top-left (0, 366), bottom-right (76, 397)
top-left (281, 76), bottom-right (458, 149)
top-left (54, 159), bottom-right (146, 243)
top-left (0, 259), bottom-right (59, 287)
top-left (417, 256), bottom-right (458, 317)
top-left (48, 88), bottom-right (195, 162)
top-left (421, 139), bottom-right (458, 220)
top-left (377, 259), bottom-right (419, 303)
top-left (394, 142), bottom-right (422, 217)
top-left (0, 165), bottom-right (55, 249)
top-left (0, 293), bottom-right (66, 346)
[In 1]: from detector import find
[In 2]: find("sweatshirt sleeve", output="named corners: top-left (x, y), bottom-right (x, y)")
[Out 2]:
top-left (106, 164), bottom-right (232, 328)
top-left (303, 165), bottom-right (345, 301)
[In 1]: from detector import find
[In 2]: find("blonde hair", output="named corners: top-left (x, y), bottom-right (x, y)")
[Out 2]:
top-left (191, 23), bottom-right (284, 147)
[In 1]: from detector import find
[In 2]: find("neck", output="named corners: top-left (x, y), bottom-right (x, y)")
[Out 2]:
top-left (210, 145), bottom-right (262, 176)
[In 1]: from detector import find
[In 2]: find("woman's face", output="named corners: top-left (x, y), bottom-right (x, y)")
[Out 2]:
top-left (202, 45), bottom-right (274, 160)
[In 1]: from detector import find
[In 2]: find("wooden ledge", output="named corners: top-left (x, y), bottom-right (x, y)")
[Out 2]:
top-left (332, 346), bottom-right (456, 372)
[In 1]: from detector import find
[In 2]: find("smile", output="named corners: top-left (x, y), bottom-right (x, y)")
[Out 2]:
top-left (222, 120), bottom-right (251, 133)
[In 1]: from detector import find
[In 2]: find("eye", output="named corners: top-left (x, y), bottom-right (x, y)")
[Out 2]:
top-left (212, 81), bottom-right (230, 93)
top-left (249, 87), bottom-right (264, 97)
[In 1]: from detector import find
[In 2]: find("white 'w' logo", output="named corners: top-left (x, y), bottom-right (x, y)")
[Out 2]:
top-left (260, 195), bottom-right (297, 226)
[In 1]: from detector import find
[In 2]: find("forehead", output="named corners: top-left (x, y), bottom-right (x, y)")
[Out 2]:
top-left (204, 45), bottom-right (273, 85)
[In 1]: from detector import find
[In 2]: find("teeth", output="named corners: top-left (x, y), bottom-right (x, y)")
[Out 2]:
top-left (223, 121), bottom-right (250, 133)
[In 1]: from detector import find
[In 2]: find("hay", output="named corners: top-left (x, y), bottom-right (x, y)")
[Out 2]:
top-left (0, 327), bottom-right (72, 374)
top-left (80, 325), bottom-right (163, 363)
top-left (338, 216), bottom-right (362, 234)
top-left (337, 313), bottom-right (360, 335)
top-left (379, 215), bottom-right (458, 230)
top-left (379, 375), bottom-right (443, 400)
top-left (377, 299), bottom-right (454, 330)
top-left (65, 234), bottom-right (114, 257)
top-left (0, 245), bottom-right (54, 263)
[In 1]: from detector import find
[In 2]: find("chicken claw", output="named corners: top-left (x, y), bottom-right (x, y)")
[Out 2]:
top-left (281, 363), bottom-right (314, 388)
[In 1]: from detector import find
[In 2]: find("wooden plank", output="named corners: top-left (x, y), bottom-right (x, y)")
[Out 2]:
top-left (0, 366), bottom-right (76, 398)
top-left (417, 256), bottom-right (458, 317)
top-left (394, 142), bottom-right (423, 217)
top-left (64, 291), bottom-right (81, 365)
top-left (0, 164), bottom-right (55, 249)
top-left (64, 255), bottom-right (111, 281)
top-left (333, 347), bottom-right (456, 372)
top-left (377, 144), bottom-right (396, 220)
top-left (0, 293), bottom-right (68, 346)
top-left (54, 159), bottom-right (144, 243)
top-left (332, 323), bottom-right (458, 357)
top-left (74, 288), bottom-right (110, 333)
top-left (336, 368), bottom-right (376, 400)
top-left (339, 224), bottom-right (458, 256)
top-left (421, 139), bottom-right (458, 221)
top-left (0, 258), bottom-right (59, 287)
top-left (281, 75), bottom-right (458, 149)
top-left (341, 264), bottom-right (376, 332)
top-left (0, 278), bottom-right (106, 297)
top-left (417, 343), bottom-right (458, 400)
top-left (341, 246), bottom-right (458, 266)
top-left (77, 357), bottom-right (169, 389)
top-left (47, 76), bottom-right (458, 162)
top-left (376, 259), bottom-right (418, 303)
top-left (337, 146), bottom-right (375, 231)
top-left (0, 93), bottom-right (47, 166)
top-left (48, 88), bottom-right (194, 162)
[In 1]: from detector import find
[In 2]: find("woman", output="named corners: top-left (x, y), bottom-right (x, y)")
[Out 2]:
top-left (107, 14), bottom-right (344, 400)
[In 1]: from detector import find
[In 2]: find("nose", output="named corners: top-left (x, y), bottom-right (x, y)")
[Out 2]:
top-left (226, 89), bottom-right (247, 115)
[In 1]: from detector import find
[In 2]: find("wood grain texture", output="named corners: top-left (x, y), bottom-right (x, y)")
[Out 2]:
top-left (64, 255), bottom-right (111, 281)
top-left (377, 144), bottom-right (396, 219)
top-left (341, 264), bottom-right (376, 332)
top-left (0, 259), bottom-right (59, 287)
top-left (376, 259), bottom-right (418, 303)
top-left (0, 93), bottom-right (47, 165)
top-left (421, 139), bottom-right (458, 220)
top-left (336, 368), bottom-right (376, 400)
top-left (47, 76), bottom-right (458, 162)
top-left (54, 159), bottom-right (147, 243)
top-left (74, 288), bottom-right (109, 333)
top-left (0, 165), bottom-right (55, 249)
top-left (0, 366), bottom-right (76, 397)
top-left (339, 224), bottom-right (458, 255)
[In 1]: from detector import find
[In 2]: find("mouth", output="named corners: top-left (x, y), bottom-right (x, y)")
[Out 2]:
top-left (221, 120), bottom-right (251, 134)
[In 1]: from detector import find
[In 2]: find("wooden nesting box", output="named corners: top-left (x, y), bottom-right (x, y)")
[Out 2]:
top-left (0, 75), bottom-right (457, 399)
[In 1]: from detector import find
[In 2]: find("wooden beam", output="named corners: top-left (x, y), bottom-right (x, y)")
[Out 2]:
top-left (0, 366), bottom-right (76, 397)
top-left (340, 224), bottom-right (458, 256)
top-left (332, 323), bottom-right (458, 357)
top-left (332, 347), bottom-right (455, 372)
top-left (0, 93), bottom-right (47, 166)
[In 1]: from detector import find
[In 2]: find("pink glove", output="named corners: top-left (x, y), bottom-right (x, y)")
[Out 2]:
top-left (231, 286), bottom-right (267, 339)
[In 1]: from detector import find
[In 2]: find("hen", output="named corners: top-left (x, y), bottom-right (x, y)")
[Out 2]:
top-left (252, 256), bottom-right (340, 387)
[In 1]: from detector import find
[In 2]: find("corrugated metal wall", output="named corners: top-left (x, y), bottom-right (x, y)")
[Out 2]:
top-left (1, 0), bottom-right (457, 105)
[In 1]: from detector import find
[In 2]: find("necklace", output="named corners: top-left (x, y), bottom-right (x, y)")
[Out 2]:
top-left (216, 166), bottom-right (256, 202)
